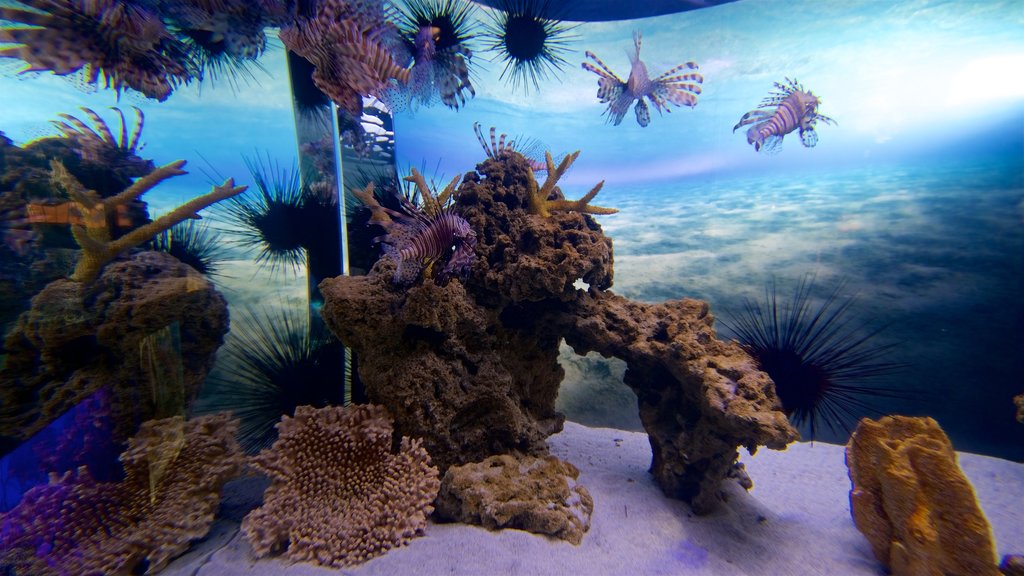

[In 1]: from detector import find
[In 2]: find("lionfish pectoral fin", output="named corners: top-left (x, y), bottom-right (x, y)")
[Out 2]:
top-left (733, 110), bottom-right (769, 132)
top-left (634, 99), bottom-right (651, 127)
top-left (800, 127), bottom-right (819, 148)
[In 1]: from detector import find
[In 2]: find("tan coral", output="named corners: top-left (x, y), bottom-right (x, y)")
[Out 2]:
top-left (528, 151), bottom-right (618, 218)
top-left (846, 415), bottom-right (1001, 576)
top-left (241, 404), bottom-right (440, 568)
top-left (435, 454), bottom-right (594, 545)
top-left (0, 413), bottom-right (244, 575)
top-left (1014, 393), bottom-right (1024, 424)
top-left (48, 158), bottom-right (246, 282)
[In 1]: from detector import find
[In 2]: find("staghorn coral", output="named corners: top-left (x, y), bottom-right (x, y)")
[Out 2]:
top-left (0, 413), bottom-right (244, 575)
top-left (48, 158), bottom-right (246, 282)
top-left (0, 0), bottom-right (194, 100)
top-left (242, 404), bottom-right (440, 568)
top-left (435, 453), bottom-right (593, 544)
top-left (846, 415), bottom-right (1001, 576)
top-left (527, 150), bottom-right (617, 218)
top-left (320, 150), bottom-right (796, 515)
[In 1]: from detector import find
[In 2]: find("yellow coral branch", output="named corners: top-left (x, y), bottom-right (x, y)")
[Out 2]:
top-left (352, 182), bottom-right (392, 225)
top-left (403, 169), bottom-right (461, 218)
top-left (55, 159), bottom-right (246, 282)
top-left (528, 151), bottom-right (618, 218)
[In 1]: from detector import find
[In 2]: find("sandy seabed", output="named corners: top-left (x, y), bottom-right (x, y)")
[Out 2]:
top-left (163, 421), bottom-right (1024, 576)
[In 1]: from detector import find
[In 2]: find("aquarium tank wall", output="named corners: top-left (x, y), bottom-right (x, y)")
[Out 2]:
top-left (0, 0), bottom-right (1021, 574)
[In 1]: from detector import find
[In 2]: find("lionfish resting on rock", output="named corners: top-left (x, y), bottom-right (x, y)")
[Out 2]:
top-left (388, 0), bottom-right (477, 111)
top-left (581, 31), bottom-right (703, 127)
top-left (354, 170), bottom-right (476, 286)
top-left (473, 122), bottom-right (547, 172)
top-left (733, 78), bottom-right (836, 153)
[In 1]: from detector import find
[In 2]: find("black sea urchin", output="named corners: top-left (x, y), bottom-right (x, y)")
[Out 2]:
top-left (219, 155), bottom-right (309, 275)
top-left (197, 304), bottom-right (347, 453)
top-left (150, 219), bottom-right (228, 277)
top-left (719, 276), bottom-right (906, 441)
top-left (480, 0), bottom-right (578, 94)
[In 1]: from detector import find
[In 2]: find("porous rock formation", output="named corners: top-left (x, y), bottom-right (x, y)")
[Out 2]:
top-left (320, 151), bottom-right (797, 515)
top-left (435, 453), bottom-right (594, 545)
top-left (846, 415), bottom-right (1001, 576)
top-left (242, 404), bottom-right (440, 568)
top-left (0, 413), bottom-right (244, 575)
top-left (0, 250), bottom-right (229, 448)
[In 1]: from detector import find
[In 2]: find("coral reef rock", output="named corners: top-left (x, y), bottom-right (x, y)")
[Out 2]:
top-left (435, 453), bottom-right (594, 545)
top-left (242, 404), bottom-right (440, 568)
top-left (0, 250), bottom-right (229, 446)
top-left (0, 413), bottom-right (244, 575)
top-left (846, 415), bottom-right (1001, 576)
top-left (320, 151), bottom-right (796, 515)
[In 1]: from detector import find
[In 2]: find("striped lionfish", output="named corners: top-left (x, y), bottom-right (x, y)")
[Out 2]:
top-left (733, 78), bottom-right (836, 153)
top-left (472, 122), bottom-right (547, 172)
top-left (356, 172), bottom-right (477, 286)
top-left (581, 31), bottom-right (703, 127)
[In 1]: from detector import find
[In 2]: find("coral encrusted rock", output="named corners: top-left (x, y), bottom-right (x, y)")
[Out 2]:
top-left (320, 151), bottom-right (796, 515)
top-left (242, 404), bottom-right (440, 568)
top-left (0, 250), bottom-right (229, 446)
top-left (435, 453), bottom-right (594, 544)
top-left (0, 413), bottom-right (244, 575)
top-left (846, 415), bottom-right (1001, 576)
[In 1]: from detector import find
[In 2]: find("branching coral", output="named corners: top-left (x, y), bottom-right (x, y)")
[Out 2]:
top-left (48, 158), bottom-right (246, 282)
top-left (0, 413), bottom-right (244, 575)
top-left (242, 404), bottom-right (440, 568)
top-left (527, 150), bottom-right (617, 218)
top-left (0, 0), bottom-right (193, 100)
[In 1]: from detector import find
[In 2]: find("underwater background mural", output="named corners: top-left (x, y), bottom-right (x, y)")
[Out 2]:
top-left (0, 0), bottom-right (1021, 573)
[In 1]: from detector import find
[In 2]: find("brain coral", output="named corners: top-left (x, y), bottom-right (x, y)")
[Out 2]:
top-left (241, 404), bottom-right (440, 568)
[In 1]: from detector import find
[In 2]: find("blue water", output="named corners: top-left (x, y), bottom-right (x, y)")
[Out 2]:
top-left (601, 157), bottom-right (1024, 458)
top-left (0, 0), bottom-right (1022, 467)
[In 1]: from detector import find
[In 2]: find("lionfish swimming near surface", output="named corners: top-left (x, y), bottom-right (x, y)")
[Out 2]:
top-left (388, 0), bottom-right (477, 111)
top-left (581, 31), bottom-right (703, 127)
top-left (733, 78), bottom-right (836, 153)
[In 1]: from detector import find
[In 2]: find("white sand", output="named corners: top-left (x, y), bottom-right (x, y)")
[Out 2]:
top-left (164, 421), bottom-right (1024, 576)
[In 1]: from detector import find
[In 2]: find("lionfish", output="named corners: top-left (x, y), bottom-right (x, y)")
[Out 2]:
top-left (357, 172), bottom-right (477, 286)
top-left (387, 0), bottom-right (477, 111)
top-left (52, 106), bottom-right (153, 178)
top-left (581, 31), bottom-right (703, 127)
top-left (472, 122), bottom-right (546, 172)
top-left (0, 0), bottom-right (194, 100)
top-left (733, 78), bottom-right (836, 153)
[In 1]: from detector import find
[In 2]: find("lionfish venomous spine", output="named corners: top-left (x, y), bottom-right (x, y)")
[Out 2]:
top-left (733, 78), bottom-right (836, 153)
top-left (581, 30), bottom-right (703, 127)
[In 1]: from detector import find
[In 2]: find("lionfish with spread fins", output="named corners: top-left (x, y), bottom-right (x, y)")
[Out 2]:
top-left (733, 78), bottom-right (836, 153)
top-left (354, 169), bottom-right (476, 286)
top-left (581, 31), bottom-right (703, 127)
top-left (472, 122), bottom-right (548, 172)
top-left (387, 0), bottom-right (477, 111)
